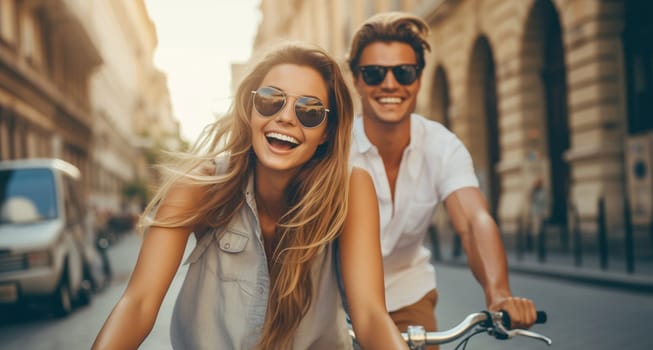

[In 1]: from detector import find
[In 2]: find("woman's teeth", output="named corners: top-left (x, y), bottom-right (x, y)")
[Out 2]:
top-left (266, 132), bottom-right (299, 146)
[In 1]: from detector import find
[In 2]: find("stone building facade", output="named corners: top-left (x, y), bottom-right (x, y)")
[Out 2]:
top-left (247, 0), bottom-right (652, 246)
top-left (0, 0), bottom-right (101, 182)
top-left (0, 0), bottom-right (180, 214)
top-left (84, 0), bottom-right (180, 212)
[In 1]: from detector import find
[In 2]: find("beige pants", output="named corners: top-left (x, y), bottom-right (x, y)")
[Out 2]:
top-left (389, 289), bottom-right (439, 350)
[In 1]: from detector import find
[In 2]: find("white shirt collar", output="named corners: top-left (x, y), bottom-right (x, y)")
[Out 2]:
top-left (353, 114), bottom-right (423, 179)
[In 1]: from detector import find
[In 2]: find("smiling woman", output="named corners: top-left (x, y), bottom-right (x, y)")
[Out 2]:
top-left (92, 42), bottom-right (409, 350)
top-left (143, 0), bottom-right (261, 142)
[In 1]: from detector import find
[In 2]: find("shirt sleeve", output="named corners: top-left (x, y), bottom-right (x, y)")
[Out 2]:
top-left (438, 135), bottom-right (479, 200)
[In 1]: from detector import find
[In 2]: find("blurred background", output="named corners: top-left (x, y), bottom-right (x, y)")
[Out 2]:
top-left (0, 0), bottom-right (652, 349)
top-left (243, 0), bottom-right (653, 273)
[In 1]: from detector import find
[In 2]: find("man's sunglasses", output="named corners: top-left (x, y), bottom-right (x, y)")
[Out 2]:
top-left (251, 86), bottom-right (329, 128)
top-left (358, 64), bottom-right (421, 86)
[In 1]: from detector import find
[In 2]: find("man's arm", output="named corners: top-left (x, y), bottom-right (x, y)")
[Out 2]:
top-left (444, 187), bottom-right (537, 329)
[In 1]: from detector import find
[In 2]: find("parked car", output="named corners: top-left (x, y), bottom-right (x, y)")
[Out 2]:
top-left (0, 158), bottom-right (109, 317)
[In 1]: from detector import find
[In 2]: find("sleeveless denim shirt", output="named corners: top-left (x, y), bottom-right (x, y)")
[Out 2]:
top-left (170, 161), bottom-right (352, 350)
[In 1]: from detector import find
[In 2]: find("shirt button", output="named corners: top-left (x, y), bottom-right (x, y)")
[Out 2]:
top-left (224, 243), bottom-right (231, 249)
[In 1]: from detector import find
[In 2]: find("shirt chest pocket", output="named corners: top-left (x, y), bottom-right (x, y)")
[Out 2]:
top-left (212, 230), bottom-right (258, 282)
top-left (186, 229), bottom-right (257, 286)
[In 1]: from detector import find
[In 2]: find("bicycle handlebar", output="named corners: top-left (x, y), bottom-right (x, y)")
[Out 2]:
top-left (502, 310), bottom-right (547, 329)
top-left (349, 310), bottom-right (551, 349)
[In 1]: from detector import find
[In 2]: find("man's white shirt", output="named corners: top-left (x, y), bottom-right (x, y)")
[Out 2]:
top-left (350, 114), bottom-right (479, 311)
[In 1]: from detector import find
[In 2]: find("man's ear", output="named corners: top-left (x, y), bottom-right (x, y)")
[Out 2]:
top-left (353, 75), bottom-right (365, 96)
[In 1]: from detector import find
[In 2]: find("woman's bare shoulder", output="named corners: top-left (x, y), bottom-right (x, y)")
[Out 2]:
top-left (348, 166), bottom-right (375, 199)
top-left (349, 166), bottom-right (373, 185)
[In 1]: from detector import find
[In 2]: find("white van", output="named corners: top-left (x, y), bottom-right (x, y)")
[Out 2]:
top-left (0, 158), bottom-right (106, 316)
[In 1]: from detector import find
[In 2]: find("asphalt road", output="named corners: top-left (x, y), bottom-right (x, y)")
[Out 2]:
top-left (0, 233), bottom-right (651, 349)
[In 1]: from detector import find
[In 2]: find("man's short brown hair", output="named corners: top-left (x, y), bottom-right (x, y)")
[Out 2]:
top-left (347, 12), bottom-right (431, 75)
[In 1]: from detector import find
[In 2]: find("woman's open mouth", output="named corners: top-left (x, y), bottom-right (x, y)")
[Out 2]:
top-left (265, 132), bottom-right (300, 150)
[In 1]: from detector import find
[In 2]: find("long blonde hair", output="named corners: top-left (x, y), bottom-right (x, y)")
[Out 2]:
top-left (140, 42), bottom-right (354, 349)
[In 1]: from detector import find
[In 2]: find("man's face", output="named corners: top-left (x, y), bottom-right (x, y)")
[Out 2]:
top-left (354, 41), bottom-right (421, 125)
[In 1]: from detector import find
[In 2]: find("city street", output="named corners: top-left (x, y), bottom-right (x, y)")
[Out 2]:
top-left (435, 259), bottom-right (653, 349)
top-left (0, 233), bottom-right (651, 350)
top-left (1, 1), bottom-right (651, 349)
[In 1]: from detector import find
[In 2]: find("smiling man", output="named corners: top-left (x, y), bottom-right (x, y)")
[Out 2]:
top-left (346, 12), bottom-right (538, 349)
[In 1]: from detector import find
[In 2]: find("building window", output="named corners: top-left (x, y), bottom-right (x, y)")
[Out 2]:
top-left (625, 0), bottom-right (653, 133)
top-left (19, 7), bottom-right (45, 68)
top-left (0, 0), bottom-right (16, 44)
top-left (0, 108), bottom-right (5, 160)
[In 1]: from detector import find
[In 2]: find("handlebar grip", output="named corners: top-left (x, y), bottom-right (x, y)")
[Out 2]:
top-left (501, 310), bottom-right (547, 329)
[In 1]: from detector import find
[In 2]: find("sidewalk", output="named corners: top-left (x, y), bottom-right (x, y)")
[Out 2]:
top-left (436, 247), bottom-right (653, 293)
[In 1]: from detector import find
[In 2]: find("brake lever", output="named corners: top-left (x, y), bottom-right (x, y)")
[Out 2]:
top-left (490, 312), bottom-right (510, 339)
top-left (490, 312), bottom-right (552, 345)
top-left (506, 329), bottom-right (552, 345)
top-left (491, 314), bottom-right (552, 345)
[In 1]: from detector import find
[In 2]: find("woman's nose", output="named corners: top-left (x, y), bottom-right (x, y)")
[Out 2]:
top-left (274, 98), bottom-right (298, 125)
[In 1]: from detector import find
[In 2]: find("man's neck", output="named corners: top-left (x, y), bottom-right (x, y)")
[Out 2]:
top-left (362, 115), bottom-right (411, 204)
top-left (362, 115), bottom-right (411, 166)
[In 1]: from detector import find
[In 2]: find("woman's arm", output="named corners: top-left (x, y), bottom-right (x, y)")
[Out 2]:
top-left (92, 182), bottom-right (201, 350)
top-left (339, 167), bottom-right (408, 350)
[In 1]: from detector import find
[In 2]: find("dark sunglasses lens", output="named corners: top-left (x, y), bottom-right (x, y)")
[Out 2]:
top-left (360, 66), bottom-right (387, 85)
top-left (295, 97), bottom-right (326, 128)
top-left (254, 87), bottom-right (285, 116)
top-left (392, 65), bottom-right (419, 85)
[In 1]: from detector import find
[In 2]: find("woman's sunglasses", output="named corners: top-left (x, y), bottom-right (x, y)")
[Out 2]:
top-left (250, 86), bottom-right (329, 128)
top-left (358, 64), bottom-right (421, 86)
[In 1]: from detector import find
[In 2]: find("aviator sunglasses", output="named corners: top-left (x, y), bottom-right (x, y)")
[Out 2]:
top-left (251, 86), bottom-right (329, 128)
top-left (358, 64), bottom-right (421, 86)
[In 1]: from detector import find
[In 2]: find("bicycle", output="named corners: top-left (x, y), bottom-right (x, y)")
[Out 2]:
top-left (349, 310), bottom-right (550, 350)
